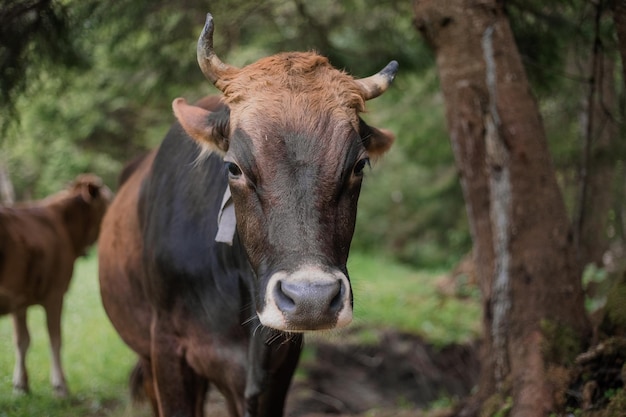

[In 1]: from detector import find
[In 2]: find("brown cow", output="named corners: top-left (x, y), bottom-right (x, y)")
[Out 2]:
top-left (99, 13), bottom-right (397, 417)
top-left (0, 174), bottom-right (112, 397)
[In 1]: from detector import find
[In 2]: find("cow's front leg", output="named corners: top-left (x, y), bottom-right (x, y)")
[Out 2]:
top-left (11, 309), bottom-right (30, 395)
top-left (43, 296), bottom-right (69, 397)
top-left (151, 316), bottom-right (207, 417)
top-left (245, 328), bottom-right (303, 417)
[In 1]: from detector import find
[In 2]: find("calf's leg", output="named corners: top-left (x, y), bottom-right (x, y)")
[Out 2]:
top-left (43, 297), bottom-right (68, 397)
top-left (11, 309), bottom-right (30, 395)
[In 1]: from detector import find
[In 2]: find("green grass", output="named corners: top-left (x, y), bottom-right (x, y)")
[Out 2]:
top-left (0, 250), bottom-right (480, 417)
top-left (348, 252), bottom-right (480, 347)
top-left (0, 250), bottom-right (148, 417)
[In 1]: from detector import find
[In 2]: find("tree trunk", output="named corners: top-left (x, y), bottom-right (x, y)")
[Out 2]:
top-left (614, 0), bottom-right (626, 83)
top-left (576, 50), bottom-right (618, 267)
top-left (413, 1), bottom-right (591, 416)
top-left (0, 158), bottom-right (15, 205)
top-left (615, 2), bottom-right (626, 244)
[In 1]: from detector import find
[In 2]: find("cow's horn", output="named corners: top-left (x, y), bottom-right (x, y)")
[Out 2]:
top-left (197, 13), bottom-right (238, 89)
top-left (355, 60), bottom-right (399, 100)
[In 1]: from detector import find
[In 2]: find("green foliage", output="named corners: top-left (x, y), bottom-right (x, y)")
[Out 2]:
top-left (355, 151), bottom-right (470, 268)
top-left (0, 0), bottom-right (88, 132)
top-left (353, 71), bottom-right (471, 267)
top-left (426, 393), bottom-right (456, 411)
top-left (481, 393), bottom-right (513, 417)
top-left (493, 396), bottom-right (513, 417)
top-left (605, 388), bottom-right (626, 416)
top-left (583, 263), bottom-right (610, 312)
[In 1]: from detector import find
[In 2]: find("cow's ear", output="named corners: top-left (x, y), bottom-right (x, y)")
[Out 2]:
top-left (359, 117), bottom-right (395, 159)
top-left (72, 174), bottom-right (103, 203)
top-left (172, 98), bottom-right (230, 154)
top-left (82, 183), bottom-right (100, 202)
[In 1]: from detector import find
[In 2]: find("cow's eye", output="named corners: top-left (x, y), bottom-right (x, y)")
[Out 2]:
top-left (353, 158), bottom-right (370, 177)
top-left (226, 162), bottom-right (242, 179)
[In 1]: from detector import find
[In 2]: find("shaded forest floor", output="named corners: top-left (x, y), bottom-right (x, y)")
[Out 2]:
top-left (286, 327), bottom-right (479, 417)
top-left (199, 326), bottom-right (479, 417)
top-left (288, 330), bottom-right (626, 417)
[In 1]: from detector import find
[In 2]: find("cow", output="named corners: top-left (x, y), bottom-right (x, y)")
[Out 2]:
top-left (0, 174), bottom-right (112, 397)
top-left (98, 13), bottom-right (398, 417)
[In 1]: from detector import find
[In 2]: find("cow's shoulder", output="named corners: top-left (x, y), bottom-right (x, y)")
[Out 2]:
top-left (139, 124), bottom-right (246, 312)
top-left (142, 123), bottom-right (227, 230)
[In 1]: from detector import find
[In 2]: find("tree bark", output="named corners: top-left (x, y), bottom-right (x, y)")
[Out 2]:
top-left (413, 1), bottom-right (591, 416)
top-left (0, 158), bottom-right (15, 205)
top-left (576, 49), bottom-right (617, 267)
top-left (614, 0), bottom-right (626, 83)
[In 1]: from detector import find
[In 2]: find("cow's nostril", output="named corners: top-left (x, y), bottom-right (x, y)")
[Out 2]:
top-left (329, 284), bottom-right (343, 311)
top-left (274, 280), bottom-right (296, 311)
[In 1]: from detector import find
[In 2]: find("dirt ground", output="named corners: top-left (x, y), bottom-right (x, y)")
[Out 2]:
top-left (202, 326), bottom-right (479, 417)
top-left (203, 329), bottom-right (626, 417)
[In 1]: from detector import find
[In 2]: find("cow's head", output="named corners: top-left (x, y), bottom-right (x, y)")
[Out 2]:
top-left (173, 13), bottom-right (397, 332)
top-left (47, 174), bottom-right (113, 255)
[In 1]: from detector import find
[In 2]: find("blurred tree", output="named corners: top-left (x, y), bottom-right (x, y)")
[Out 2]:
top-left (0, 0), bottom-right (87, 134)
top-left (615, 0), bottom-right (626, 82)
top-left (575, 24), bottom-right (619, 266)
top-left (0, 158), bottom-right (15, 204)
top-left (505, 0), bottom-right (624, 267)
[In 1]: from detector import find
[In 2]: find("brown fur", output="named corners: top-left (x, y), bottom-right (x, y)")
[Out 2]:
top-left (220, 52), bottom-right (366, 132)
top-left (0, 174), bottom-right (112, 396)
top-left (98, 150), bottom-right (159, 407)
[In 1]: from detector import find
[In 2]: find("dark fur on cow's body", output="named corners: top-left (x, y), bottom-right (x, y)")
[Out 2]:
top-left (0, 174), bottom-right (112, 397)
top-left (98, 13), bottom-right (397, 417)
top-left (100, 115), bottom-right (302, 416)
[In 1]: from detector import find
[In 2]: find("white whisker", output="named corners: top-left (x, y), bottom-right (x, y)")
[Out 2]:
top-left (252, 323), bottom-right (263, 338)
top-left (242, 314), bottom-right (258, 326)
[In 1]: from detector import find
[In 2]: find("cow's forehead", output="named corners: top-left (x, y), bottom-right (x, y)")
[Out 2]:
top-left (220, 52), bottom-right (366, 130)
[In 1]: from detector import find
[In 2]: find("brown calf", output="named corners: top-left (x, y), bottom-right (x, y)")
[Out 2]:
top-left (0, 174), bottom-right (112, 396)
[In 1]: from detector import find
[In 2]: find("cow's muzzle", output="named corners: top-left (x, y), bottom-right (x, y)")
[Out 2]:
top-left (258, 265), bottom-right (353, 331)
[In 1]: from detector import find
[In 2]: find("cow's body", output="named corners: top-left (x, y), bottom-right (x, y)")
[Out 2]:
top-left (0, 174), bottom-right (111, 396)
top-left (98, 13), bottom-right (397, 417)
top-left (100, 113), bottom-right (301, 416)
